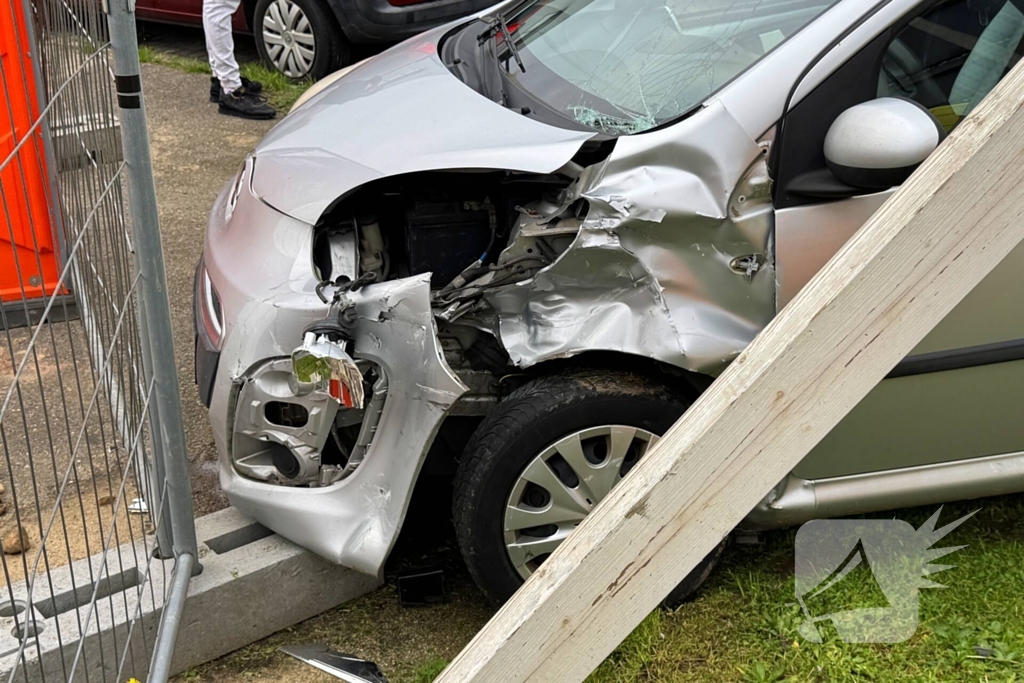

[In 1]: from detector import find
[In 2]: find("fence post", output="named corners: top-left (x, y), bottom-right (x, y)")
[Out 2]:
top-left (103, 0), bottom-right (199, 567)
top-left (435, 59), bottom-right (1024, 683)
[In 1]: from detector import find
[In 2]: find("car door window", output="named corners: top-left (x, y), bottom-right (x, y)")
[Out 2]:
top-left (773, 0), bottom-right (1024, 209)
top-left (880, 0), bottom-right (1024, 132)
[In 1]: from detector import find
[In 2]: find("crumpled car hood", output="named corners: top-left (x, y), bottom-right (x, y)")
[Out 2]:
top-left (251, 26), bottom-right (598, 225)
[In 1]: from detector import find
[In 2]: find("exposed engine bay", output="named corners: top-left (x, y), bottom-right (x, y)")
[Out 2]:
top-left (311, 169), bottom-right (583, 313)
top-left (313, 170), bottom-right (589, 381)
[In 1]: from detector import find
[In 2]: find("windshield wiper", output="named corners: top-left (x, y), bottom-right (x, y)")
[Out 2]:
top-left (477, 13), bottom-right (525, 74)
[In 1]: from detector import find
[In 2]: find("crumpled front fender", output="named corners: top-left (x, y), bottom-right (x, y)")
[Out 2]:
top-left (486, 101), bottom-right (777, 375)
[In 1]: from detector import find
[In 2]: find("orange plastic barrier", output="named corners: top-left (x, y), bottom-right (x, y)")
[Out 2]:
top-left (0, 0), bottom-right (60, 305)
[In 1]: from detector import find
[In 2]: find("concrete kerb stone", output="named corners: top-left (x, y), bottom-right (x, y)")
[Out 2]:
top-left (0, 506), bottom-right (381, 680)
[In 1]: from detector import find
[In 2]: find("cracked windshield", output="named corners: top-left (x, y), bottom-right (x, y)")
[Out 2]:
top-left (503, 0), bottom-right (838, 134)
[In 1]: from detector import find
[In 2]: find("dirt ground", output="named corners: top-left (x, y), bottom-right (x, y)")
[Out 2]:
top-left (0, 494), bottom-right (148, 588)
top-left (0, 320), bottom-right (150, 590)
top-left (140, 61), bottom-right (276, 517)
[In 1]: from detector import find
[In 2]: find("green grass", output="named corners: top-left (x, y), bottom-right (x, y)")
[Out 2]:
top-left (138, 45), bottom-right (211, 74)
top-left (137, 46), bottom-right (311, 111)
top-left (412, 658), bottom-right (450, 682)
top-left (403, 495), bottom-right (1024, 683)
top-left (579, 495), bottom-right (1024, 683)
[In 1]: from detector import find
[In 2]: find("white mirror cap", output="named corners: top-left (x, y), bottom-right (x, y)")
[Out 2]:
top-left (824, 98), bottom-right (942, 170)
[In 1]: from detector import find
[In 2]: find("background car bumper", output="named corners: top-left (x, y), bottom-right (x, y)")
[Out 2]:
top-left (329, 0), bottom-right (493, 42)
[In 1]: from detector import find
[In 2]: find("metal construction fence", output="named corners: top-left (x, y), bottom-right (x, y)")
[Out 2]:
top-left (0, 0), bottom-right (197, 679)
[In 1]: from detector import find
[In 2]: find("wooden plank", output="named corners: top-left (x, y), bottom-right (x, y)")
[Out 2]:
top-left (436, 61), bottom-right (1024, 683)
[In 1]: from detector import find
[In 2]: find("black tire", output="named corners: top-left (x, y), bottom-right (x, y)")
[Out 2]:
top-left (453, 367), bottom-right (725, 607)
top-left (254, 0), bottom-right (350, 82)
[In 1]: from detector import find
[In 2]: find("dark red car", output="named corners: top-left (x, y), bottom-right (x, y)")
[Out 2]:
top-left (136, 0), bottom-right (495, 80)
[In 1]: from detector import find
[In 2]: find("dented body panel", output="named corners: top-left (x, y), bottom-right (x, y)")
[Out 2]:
top-left (487, 102), bottom-right (775, 373)
top-left (205, 173), bottom-right (467, 574)
top-left (222, 274), bottom-right (467, 573)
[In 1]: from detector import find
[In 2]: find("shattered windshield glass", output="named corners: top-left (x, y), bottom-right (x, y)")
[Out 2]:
top-left (499, 0), bottom-right (838, 134)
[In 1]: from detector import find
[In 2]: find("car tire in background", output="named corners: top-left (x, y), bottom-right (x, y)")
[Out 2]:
top-left (453, 367), bottom-right (726, 608)
top-left (254, 0), bottom-right (350, 81)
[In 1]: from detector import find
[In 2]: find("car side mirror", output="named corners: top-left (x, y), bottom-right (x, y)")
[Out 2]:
top-left (824, 98), bottom-right (945, 190)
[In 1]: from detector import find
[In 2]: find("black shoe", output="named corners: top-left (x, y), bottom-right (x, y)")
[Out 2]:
top-left (218, 86), bottom-right (276, 119)
top-left (209, 76), bottom-right (264, 103)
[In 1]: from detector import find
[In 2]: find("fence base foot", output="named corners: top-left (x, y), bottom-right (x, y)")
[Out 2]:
top-left (1, 296), bottom-right (79, 330)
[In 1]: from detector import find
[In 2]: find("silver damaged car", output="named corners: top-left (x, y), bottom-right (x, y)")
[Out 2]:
top-left (196, 0), bottom-right (1024, 602)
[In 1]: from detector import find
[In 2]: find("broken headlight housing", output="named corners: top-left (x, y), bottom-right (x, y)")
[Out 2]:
top-left (230, 290), bottom-right (388, 487)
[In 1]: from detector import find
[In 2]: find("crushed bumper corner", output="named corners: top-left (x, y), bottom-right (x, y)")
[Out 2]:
top-left (218, 274), bottom-right (468, 576)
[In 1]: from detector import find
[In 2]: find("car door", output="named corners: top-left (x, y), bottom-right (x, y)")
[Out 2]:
top-left (134, 0), bottom-right (246, 30)
top-left (773, 0), bottom-right (1024, 479)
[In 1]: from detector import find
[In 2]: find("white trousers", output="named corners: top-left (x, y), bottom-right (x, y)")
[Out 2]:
top-left (203, 0), bottom-right (243, 95)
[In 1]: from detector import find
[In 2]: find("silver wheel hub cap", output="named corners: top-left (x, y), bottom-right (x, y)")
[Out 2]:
top-left (504, 425), bottom-right (659, 579)
top-left (262, 0), bottom-right (315, 78)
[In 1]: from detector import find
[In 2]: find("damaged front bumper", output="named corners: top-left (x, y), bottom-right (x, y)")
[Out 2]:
top-left (220, 275), bottom-right (466, 576)
top-left (204, 174), bottom-right (466, 577)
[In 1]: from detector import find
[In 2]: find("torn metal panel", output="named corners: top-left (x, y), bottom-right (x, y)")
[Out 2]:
top-left (486, 101), bottom-right (777, 374)
top-left (486, 229), bottom-right (683, 365)
top-left (221, 275), bottom-right (468, 575)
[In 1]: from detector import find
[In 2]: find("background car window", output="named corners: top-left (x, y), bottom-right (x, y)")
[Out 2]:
top-left (880, 0), bottom-right (1024, 132)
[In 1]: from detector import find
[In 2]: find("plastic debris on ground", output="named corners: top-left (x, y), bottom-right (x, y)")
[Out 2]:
top-left (279, 644), bottom-right (389, 682)
top-left (396, 565), bottom-right (447, 606)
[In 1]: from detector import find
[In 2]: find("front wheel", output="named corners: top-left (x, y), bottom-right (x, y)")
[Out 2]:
top-left (453, 368), bottom-right (725, 607)
top-left (254, 0), bottom-right (350, 81)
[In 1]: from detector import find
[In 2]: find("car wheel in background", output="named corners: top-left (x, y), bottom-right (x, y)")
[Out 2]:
top-left (452, 368), bottom-right (726, 608)
top-left (254, 0), bottom-right (350, 81)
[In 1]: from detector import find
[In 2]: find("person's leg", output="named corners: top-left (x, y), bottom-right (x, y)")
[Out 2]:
top-left (203, 0), bottom-right (242, 95)
top-left (204, 0), bottom-right (276, 119)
